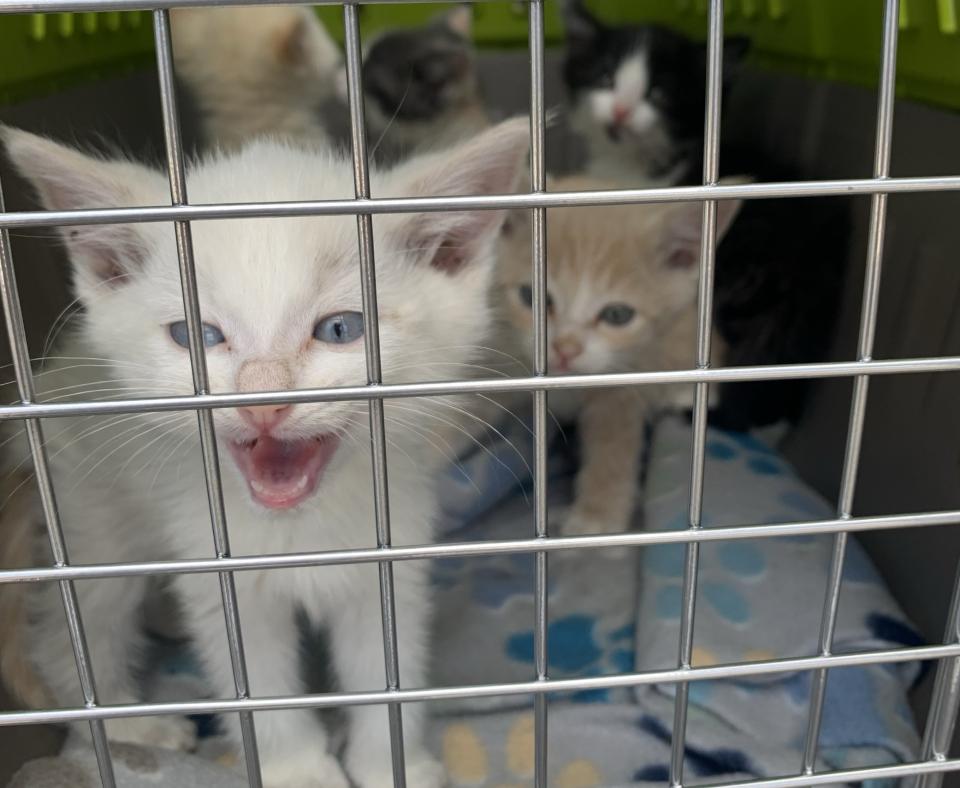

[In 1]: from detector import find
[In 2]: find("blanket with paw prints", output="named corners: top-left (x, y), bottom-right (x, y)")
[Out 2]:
top-left (426, 414), bottom-right (925, 787)
top-left (10, 417), bottom-right (926, 788)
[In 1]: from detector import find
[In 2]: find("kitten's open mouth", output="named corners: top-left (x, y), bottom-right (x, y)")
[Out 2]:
top-left (227, 435), bottom-right (339, 510)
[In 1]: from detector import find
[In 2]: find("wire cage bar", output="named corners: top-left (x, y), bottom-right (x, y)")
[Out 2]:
top-left (526, 0), bottom-right (549, 785)
top-left (800, 0), bottom-right (900, 772)
top-left (669, 0), bottom-right (726, 784)
top-left (0, 0), bottom-right (957, 787)
top-left (341, 3), bottom-right (408, 784)
top-left (151, 10), bottom-right (264, 785)
top-left (0, 165), bottom-right (117, 788)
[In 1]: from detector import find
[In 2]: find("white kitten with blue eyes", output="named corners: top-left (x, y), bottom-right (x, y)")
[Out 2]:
top-left (0, 119), bottom-right (529, 787)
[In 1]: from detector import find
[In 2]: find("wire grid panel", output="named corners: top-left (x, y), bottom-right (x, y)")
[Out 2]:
top-left (0, 2), bottom-right (958, 788)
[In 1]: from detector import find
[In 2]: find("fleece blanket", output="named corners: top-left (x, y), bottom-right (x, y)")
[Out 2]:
top-left (9, 415), bottom-right (925, 788)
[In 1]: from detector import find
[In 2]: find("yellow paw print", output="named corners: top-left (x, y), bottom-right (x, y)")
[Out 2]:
top-left (441, 713), bottom-right (603, 788)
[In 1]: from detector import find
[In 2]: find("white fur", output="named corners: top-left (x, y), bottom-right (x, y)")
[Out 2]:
top-left (1, 119), bottom-right (528, 787)
top-left (572, 46), bottom-right (686, 187)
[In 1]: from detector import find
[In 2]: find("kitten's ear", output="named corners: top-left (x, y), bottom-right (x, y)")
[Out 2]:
top-left (273, 13), bottom-right (311, 67)
top-left (390, 117), bottom-right (530, 275)
top-left (442, 4), bottom-right (473, 39)
top-left (500, 208), bottom-right (531, 240)
top-left (1, 127), bottom-right (159, 295)
top-left (659, 198), bottom-right (743, 271)
top-left (563, 0), bottom-right (603, 46)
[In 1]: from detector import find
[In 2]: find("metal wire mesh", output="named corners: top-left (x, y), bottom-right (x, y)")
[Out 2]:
top-left (0, 1), bottom-right (959, 787)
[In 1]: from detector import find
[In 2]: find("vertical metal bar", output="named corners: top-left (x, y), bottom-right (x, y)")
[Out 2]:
top-left (0, 178), bottom-right (116, 788)
top-left (915, 560), bottom-right (960, 788)
top-left (527, 1), bottom-right (549, 785)
top-left (342, 5), bottom-right (406, 786)
top-left (669, 1), bottom-right (725, 785)
top-left (800, 0), bottom-right (900, 774)
top-left (151, 12), bottom-right (262, 786)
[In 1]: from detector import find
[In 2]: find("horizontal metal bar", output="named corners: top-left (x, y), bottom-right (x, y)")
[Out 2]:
top-left (2, 355), bottom-right (959, 422)
top-left (2, 509), bottom-right (957, 586)
top-left (0, 0), bottom-right (473, 13)
top-left (0, 643), bottom-right (955, 727)
top-left (701, 759), bottom-right (960, 788)
top-left (1, 175), bottom-right (959, 231)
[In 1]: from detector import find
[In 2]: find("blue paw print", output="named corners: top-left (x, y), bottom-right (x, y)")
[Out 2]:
top-left (507, 615), bottom-right (603, 672)
top-left (505, 615), bottom-right (636, 703)
top-left (431, 553), bottom-right (555, 608)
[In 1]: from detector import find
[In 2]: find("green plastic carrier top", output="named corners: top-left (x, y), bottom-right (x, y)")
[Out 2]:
top-left (0, 0), bottom-right (957, 110)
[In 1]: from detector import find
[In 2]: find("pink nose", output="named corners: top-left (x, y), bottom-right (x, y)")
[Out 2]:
top-left (612, 103), bottom-right (631, 125)
top-left (238, 404), bottom-right (292, 431)
top-left (552, 338), bottom-right (584, 369)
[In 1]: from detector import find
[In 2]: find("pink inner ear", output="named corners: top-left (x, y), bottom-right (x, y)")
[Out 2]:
top-left (429, 240), bottom-right (467, 275)
top-left (666, 246), bottom-right (697, 269)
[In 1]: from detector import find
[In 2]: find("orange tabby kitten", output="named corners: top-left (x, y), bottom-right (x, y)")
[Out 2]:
top-left (495, 176), bottom-right (741, 536)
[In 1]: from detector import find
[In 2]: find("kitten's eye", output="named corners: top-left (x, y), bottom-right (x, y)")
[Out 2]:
top-left (518, 285), bottom-right (554, 311)
top-left (313, 312), bottom-right (365, 345)
top-left (168, 321), bottom-right (226, 348)
top-left (597, 303), bottom-right (636, 326)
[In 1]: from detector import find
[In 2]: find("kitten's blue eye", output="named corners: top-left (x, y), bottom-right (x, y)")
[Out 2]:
top-left (168, 321), bottom-right (226, 348)
top-left (313, 312), bottom-right (365, 344)
top-left (518, 285), bottom-right (554, 311)
top-left (598, 303), bottom-right (636, 326)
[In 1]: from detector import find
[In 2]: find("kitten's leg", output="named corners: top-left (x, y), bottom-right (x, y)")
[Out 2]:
top-left (331, 564), bottom-right (444, 788)
top-left (27, 574), bottom-right (196, 750)
top-left (175, 572), bottom-right (349, 788)
top-left (563, 386), bottom-right (646, 536)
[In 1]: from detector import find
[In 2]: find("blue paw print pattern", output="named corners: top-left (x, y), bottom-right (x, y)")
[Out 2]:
top-left (432, 552), bottom-right (555, 609)
top-left (653, 576), bottom-right (754, 627)
top-left (701, 582), bottom-right (750, 625)
top-left (645, 544), bottom-right (686, 578)
top-left (718, 542), bottom-right (766, 579)
top-left (505, 614), bottom-right (636, 703)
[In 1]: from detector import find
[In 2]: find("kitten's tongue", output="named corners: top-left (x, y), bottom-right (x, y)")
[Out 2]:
top-left (228, 435), bottom-right (339, 510)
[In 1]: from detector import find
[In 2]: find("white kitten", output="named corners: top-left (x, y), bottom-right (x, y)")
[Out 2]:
top-left (171, 6), bottom-right (342, 150)
top-left (0, 118), bottom-right (529, 787)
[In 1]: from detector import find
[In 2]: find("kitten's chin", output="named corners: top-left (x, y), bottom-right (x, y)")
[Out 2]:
top-left (227, 434), bottom-right (340, 511)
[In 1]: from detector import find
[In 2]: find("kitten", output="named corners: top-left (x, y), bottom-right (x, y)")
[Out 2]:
top-left (171, 6), bottom-right (343, 151)
top-left (0, 117), bottom-right (529, 787)
top-left (561, 1), bottom-right (850, 430)
top-left (362, 5), bottom-right (489, 160)
top-left (495, 176), bottom-right (740, 536)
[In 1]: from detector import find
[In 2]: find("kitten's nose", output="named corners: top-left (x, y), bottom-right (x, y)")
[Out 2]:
top-left (238, 404), bottom-right (292, 432)
top-left (612, 103), bottom-right (631, 126)
top-left (552, 337), bottom-right (583, 370)
top-left (235, 360), bottom-right (294, 433)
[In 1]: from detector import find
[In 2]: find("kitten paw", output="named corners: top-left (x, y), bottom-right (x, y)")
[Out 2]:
top-left (349, 752), bottom-right (446, 788)
top-left (261, 751), bottom-right (350, 788)
top-left (558, 510), bottom-right (633, 559)
top-left (558, 508), bottom-right (628, 537)
top-left (104, 715), bottom-right (197, 752)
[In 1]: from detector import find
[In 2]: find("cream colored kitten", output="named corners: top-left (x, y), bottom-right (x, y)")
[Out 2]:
top-left (495, 176), bottom-right (741, 536)
top-left (171, 6), bottom-right (342, 150)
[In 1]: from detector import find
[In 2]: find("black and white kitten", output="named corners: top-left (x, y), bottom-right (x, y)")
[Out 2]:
top-left (562, 0), bottom-right (851, 429)
top-left (361, 5), bottom-right (488, 160)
